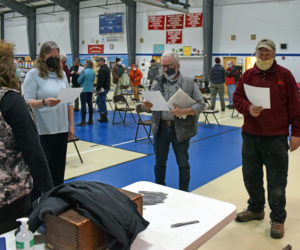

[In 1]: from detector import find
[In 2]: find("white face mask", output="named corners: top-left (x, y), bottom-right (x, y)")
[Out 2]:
top-left (256, 57), bottom-right (274, 71)
top-left (133, 68), bottom-right (136, 71)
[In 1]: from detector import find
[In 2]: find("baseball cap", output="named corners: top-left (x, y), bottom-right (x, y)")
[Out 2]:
top-left (95, 57), bottom-right (105, 62)
top-left (256, 39), bottom-right (276, 51)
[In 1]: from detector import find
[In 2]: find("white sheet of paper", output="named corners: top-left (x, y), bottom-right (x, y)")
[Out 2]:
top-left (57, 88), bottom-right (83, 103)
top-left (244, 84), bottom-right (270, 109)
top-left (167, 89), bottom-right (196, 119)
top-left (143, 91), bottom-right (170, 111)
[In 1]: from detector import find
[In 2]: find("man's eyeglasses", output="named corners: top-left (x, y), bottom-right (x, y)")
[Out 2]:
top-left (162, 64), bottom-right (174, 69)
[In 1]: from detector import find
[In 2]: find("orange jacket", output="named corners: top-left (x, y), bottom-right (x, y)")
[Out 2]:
top-left (129, 68), bottom-right (143, 85)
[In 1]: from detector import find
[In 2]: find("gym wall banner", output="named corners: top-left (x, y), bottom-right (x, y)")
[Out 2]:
top-left (166, 30), bottom-right (182, 44)
top-left (148, 15), bottom-right (165, 30)
top-left (88, 45), bottom-right (104, 54)
top-left (185, 13), bottom-right (203, 28)
top-left (99, 13), bottom-right (123, 34)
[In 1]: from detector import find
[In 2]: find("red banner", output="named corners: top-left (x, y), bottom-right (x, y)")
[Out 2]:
top-left (166, 14), bottom-right (184, 30)
top-left (148, 15), bottom-right (165, 30)
top-left (88, 45), bottom-right (104, 54)
top-left (185, 13), bottom-right (203, 28)
top-left (166, 30), bottom-right (182, 44)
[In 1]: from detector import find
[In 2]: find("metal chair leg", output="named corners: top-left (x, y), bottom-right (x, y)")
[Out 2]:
top-left (73, 141), bottom-right (83, 164)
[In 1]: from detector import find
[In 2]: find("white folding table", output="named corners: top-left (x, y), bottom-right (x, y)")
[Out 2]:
top-left (124, 181), bottom-right (236, 250)
top-left (1, 181), bottom-right (236, 250)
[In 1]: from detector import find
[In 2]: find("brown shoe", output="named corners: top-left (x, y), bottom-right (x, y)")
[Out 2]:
top-left (271, 221), bottom-right (284, 239)
top-left (235, 209), bottom-right (265, 222)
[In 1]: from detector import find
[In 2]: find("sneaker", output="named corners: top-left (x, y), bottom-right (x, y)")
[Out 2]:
top-left (270, 221), bottom-right (284, 239)
top-left (235, 209), bottom-right (265, 222)
top-left (76, 121), bottom-right (86, 126)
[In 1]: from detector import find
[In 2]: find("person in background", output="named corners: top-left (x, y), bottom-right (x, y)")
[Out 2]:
top-left (234, 38), bottom-right (300, 239)
top-left (77, 59), bottom-right (95, 126)
top-left (70, 58), bottom-right (82, 111)
top-left (129, 64), bottom-right (143, 101)
top-left (0, 42), bottom-right (54, 234)
top-left (23, 41), bottom-right (74, 187)
top-left (147, 59), bottom-right (161, 90)
top-left (61, 53), bottom-right (70, 84)
top-left (112, 57), bottom-right (124, 85)
top-left (142, 51), bottom-right (205, 192)
top-left (95, 57), bottom-right (111, 123)
top-left (112, 57), bottom-right (128, 96)
top-left (225, 60), bottom-right (239, 109)
top-left (209, 57), bottom-right (226, 111)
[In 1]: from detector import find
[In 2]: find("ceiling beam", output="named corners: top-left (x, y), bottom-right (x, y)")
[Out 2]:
top-left (50, 0), bottom-right (80, 11)
top-left (0, 0), bottom-right (35, 16)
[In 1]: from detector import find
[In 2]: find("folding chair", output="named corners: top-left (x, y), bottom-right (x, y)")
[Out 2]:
top-left (106, 96), bottom-right (113, 110)
top-left (202, 110), bottom-right (220, 127)
top-left (112, 95), bottom-right (136, 124)
top-left (203, 95), bottom-right (212, 109)
top-left (67, 136), bottom-right (83, 164)
top-left (135, 104), bottom-right (153, 144)
top-left (120, 85), bottom-right (133, 101)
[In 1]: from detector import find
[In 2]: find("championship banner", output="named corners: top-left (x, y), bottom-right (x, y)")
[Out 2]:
top-left (185, 13), bottom-right (203, 28)
top-left (166, 30), bottom-right (182, 44)
top-left (148, 15), bottom-right (165, 30)
top-left (166, 14), bottom-right (184, 30)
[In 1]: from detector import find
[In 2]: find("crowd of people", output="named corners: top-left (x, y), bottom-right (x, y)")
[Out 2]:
top-left (1, 38), bottom-right (300, 242)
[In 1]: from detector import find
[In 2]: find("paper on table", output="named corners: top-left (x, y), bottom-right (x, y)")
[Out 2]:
top-left (244, 84), bottom-right (270, 109)
top-left (142, 91), bottom-right (170, 111)
top-left (167, 89), bottom-right (196, 119)
top-left (57, 87), bottom-right (83, 103)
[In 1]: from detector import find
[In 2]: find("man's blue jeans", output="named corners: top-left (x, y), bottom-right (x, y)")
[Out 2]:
top-left (227, 84), bottom-right (236, 105)
top-left (154, 124), bottom-right (190, 191)
top-left (96, 89), bottom-right (109, 115)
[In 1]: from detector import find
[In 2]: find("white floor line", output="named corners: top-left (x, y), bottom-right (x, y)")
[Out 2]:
top-left (67, 136), bottom-right (153, 158)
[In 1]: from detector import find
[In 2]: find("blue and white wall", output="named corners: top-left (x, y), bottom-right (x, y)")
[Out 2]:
top-left (3, 0), bottom-right (300, 81)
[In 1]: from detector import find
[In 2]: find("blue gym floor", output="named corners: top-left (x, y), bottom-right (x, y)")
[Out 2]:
top-left (68, 110), bottom-right (243, 191)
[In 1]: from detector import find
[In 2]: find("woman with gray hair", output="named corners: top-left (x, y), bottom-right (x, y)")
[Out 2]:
top-left (77, 59), bottom-right (96, 126)
top-left (23, 41), bottom-right (74, 187)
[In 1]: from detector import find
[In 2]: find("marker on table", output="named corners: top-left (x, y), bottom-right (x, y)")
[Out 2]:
top-left (171, 220), bottom-right (200, 228)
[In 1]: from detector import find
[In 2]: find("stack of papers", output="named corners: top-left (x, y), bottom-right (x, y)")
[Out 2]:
top-left (143, 89), bottom-right (196, 119)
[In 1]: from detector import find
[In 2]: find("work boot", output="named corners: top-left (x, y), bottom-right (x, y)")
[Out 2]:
top-left (270, 221), bottom-right (284, 239)
top-left (87, 120), bottom-right (93, 125)
top-left (221, 107), bottom-right (225, 112)
top-left (235, 209), bottom-right (265, 222)
top-left (76, 121), bottom-right (86, 126)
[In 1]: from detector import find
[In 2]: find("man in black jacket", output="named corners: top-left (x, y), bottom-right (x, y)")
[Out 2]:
top-left (96, 57), bottom-right (111, 122)
top-left (70, 58), bottom-right (83, 111)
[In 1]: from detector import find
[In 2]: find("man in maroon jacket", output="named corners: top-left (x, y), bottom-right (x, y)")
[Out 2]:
top-left (233, 39), bottom-right (300, 239)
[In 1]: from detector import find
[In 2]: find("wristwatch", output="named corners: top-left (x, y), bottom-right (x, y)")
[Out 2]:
top-left (42, 99), bottom-right (47, 106)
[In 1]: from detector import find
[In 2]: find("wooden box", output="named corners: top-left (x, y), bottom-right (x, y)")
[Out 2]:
top-left (44, 189), bottom-right (143, 250)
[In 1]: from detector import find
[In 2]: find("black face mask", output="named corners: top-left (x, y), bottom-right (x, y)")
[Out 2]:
top-left (165, 67), bottom-right (176, 76)
top-left (46, 57), bottom-right (59, 69)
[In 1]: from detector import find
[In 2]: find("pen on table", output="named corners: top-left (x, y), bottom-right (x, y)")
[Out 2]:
top-left (171, 220), bottom-right (200, 228)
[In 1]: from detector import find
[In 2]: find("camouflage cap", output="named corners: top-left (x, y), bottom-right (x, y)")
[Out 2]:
top-left (256, 39), bottom-right (276, 51)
